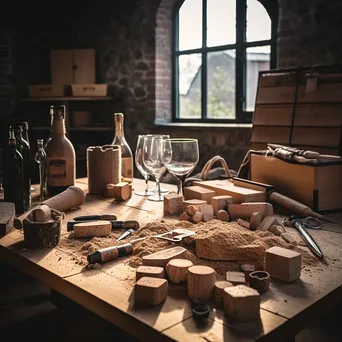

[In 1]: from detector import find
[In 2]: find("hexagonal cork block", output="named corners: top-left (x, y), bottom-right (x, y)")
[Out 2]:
top-left (135, 277), bottom-right (168, 305)
top-left (224, 285), bottom-right (260, 321)
top-left (265, 246), bottom-right (301, 282)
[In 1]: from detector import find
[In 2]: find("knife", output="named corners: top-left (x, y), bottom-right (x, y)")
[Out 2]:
top-left (117, 228), bottom-right (136, 241)
top-left (73, 214), bottom-right (117, 221)
top-left (290, 216), bottom-right (324, 259)
top-left (67, 220), bottom-right (139, 232)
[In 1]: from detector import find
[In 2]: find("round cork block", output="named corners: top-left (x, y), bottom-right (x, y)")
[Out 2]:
top-left (216, 209), bottom-right (229, 222)
top-left (250, 212), bottom-right (263, 231)
top-left (104, 183), bottom-right (115, 198)
top-left (191, 211), bottom-right (203, 223)
top-left (214, 281), bottom-right (233, 304)
top-left (166, 258), bottom-right (193, 284)
top-left (188, 265), bottom-right (216, 301)
top-left (185, 205), bottom-right (197, 216)
top-left (34, 204), bottom-right (51, 222)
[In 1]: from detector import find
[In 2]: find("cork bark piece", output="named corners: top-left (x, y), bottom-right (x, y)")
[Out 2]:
top-left (164, 193), bottom-right (184, 215)
top-left (142, 246), bottom-right (187, 268)
top-left (135, 277), bottom-right (168, 305)
top-left (265, 246), bottom-right (301, 282)
top-left (281, 232), bottom-right (297, 245)
top-left (113, 182), bottom-right (132, 201)
top-left (188, 265), bottom-right (216, 301)
top-left (224, 285), bottom-right (260, 321)
top-left (226, 271), bottom-right (246, 286)
top-left (166, 258), bottom-right (193, 284)
top-left (136, 266), bottom-right (165, 282)
top-left (73, 220), bottom-right (112, 238)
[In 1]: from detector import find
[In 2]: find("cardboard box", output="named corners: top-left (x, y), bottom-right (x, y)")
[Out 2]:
top-left (250, 153), bottom-right (342, 212)
top-left (51, 49), bottom-right (95, 85)
top-left (28, 84), bottom-right (65, 97)
top-left (71, 84), bottom-right (107, 97)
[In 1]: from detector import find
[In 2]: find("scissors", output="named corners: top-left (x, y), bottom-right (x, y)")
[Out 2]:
top-left (283, 215), bottom-right (324, 259)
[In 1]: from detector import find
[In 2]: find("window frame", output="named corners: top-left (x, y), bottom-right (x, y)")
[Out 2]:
top-left (172, 0), bottom-right (278, 123)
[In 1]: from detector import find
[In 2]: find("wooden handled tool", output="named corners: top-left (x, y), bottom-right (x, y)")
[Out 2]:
top-left (87, 243), bottom-right (134, 264)
top-left (269, 191), bottom-right (341, 225)
top-left (14, 186), bottom-right (85, 229)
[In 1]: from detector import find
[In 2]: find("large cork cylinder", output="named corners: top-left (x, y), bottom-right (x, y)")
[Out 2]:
top-left (87, 145), bottom-right (121, 194)
top-left (188, 265), bottom-right (216, 302)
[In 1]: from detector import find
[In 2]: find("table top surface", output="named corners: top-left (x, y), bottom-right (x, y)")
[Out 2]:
top-left (1, 178), bottom-right (342, 342)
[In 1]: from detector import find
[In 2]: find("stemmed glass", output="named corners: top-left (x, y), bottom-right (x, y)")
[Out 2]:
top-left (162, 138), bottom-right (199, 196)
top-left (143, 135), bottom-right (167, 201)
top-left (134, 134), bottom-right (155, 196)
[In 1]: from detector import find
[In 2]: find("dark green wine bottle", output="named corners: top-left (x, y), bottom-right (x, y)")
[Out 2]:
top-left (15, 125), bottom-right (31, 210)
top-left (4, 128), bottom-right (25, 214)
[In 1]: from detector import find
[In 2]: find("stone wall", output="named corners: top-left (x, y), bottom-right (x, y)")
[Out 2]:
top-left (278, 0), bottom-right (342, 67)
top-left (1, 0), bottom-right (342, 177)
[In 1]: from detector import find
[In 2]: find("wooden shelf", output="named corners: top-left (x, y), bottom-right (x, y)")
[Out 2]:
top-left (32, 126), bottom-right (50, 130)
top-left (20, 96), bottom-right (114, 102)
top-left (69, 126), bottom-right (112, 132)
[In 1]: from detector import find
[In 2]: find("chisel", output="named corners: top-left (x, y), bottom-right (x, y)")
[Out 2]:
top-left (67, 220), bottom-right (139, 232)
top-left (73, 214), bottom-right (117, 221)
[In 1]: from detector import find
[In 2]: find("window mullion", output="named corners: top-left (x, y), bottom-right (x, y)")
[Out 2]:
top-left (202, 0), bottom-right (207, 120)
top-left (235, 0), bottom-right (247, 119)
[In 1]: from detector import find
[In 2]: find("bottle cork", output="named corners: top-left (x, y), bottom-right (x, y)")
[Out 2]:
top-left (34, 204), bottom-right (52, 222)
top-left (166, 258), bottom-right (193, 284)
top-left (188, 265), bottom-right (216, 301)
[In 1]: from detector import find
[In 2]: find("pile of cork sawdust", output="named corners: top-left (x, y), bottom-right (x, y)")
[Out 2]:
top-left (58, 218), bottom-right (322, 280)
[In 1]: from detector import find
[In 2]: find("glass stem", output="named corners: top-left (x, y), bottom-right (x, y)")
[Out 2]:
top-left (144, 175), bottom-right (149, 193)
top-left (39, 164), bottom-right (45, 201)
top-left (156, 178), bottom-right (161, 197)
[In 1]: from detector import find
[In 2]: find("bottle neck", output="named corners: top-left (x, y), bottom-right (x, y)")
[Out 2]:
top-left (51, 117), bottom-right (66, 135)
top-left (115, 120), bottom-right (125, 138)
top-left (16, 130), bottom-right (23, 140)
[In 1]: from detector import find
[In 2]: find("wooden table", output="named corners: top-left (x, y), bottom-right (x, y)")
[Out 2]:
top-left (1, 178), bottom-right (342, 342)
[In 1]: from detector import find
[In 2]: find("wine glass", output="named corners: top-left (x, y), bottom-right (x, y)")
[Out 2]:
top-left (148, 134), bottom-right (170, 194)
top-left (134, 135), bottom-right (155, 196)
top-left (143, 135), bottom-right (167, 201)
top-left (162, 138), bottom-right (199, 196)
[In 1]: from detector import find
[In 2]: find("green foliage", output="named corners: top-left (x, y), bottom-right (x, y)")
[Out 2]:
top-left (180, 65), bottom-right (235, 119)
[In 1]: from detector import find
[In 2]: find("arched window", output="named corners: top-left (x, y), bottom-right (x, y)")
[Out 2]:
top-left (173, 0), bottom-right (277, 122)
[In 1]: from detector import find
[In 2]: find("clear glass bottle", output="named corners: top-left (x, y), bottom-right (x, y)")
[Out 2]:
top-left (34, 139), bottom-right (48, 201)
top-left (111, 112), bottom-right (133, 183)
top-left (45, 105), bottom-right (76, 196)
top-left (4, 127), bottom-right (24, 214)
top-left (15, 125), bottom-right (31, 210)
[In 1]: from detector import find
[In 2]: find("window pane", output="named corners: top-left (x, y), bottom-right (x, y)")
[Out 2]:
top-left (246, 0), bottom-right (271, 42)
top-left (178, 53), bottom-right (202, 119)
top-left (179, 0), bottom-right (202, 51)
top-left (207, 0), bottom-right (235, 47)
top-left (246, 46), bottom-right (270, 111)
top-left (207, 50), bottom-right (235, 119)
